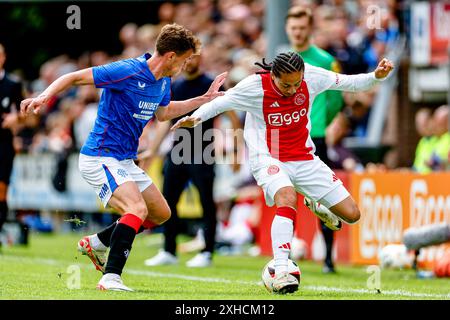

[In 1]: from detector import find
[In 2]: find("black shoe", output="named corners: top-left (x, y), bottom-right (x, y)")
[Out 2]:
top-left (322, 261), bottom-right (336, 274)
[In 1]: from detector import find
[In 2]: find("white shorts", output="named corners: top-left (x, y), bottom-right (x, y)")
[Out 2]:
top-left (251, 156), bottom-right (350, 208)
top-left (78, 154), bottom-right (153, 208)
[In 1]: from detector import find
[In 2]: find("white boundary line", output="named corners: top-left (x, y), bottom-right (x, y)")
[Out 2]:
top-left (2, 255), bottom-right (449, 299)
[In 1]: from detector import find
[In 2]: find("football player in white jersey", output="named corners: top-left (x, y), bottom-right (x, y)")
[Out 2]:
top-left (172, 52), bottom-right (394, 294)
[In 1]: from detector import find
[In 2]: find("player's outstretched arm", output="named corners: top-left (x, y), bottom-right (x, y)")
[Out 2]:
top-left (20, 68), bottom-right (94, 115)
top-left (170, 91), bottom-right (239, 130)
top-left (171, 73), bottom-right (263, 130)
top-left (155, 72), bottom-right (227, 122)
top-left (308, 58), bottom-right (394, 94)
top-left (170, 102), bottom-right (240, 131)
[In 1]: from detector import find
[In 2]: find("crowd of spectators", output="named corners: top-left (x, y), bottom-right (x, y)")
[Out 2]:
top-left (7, 0), bottom-right (401, 161)
top-left (3, 0), bottom-right (449, 255)
top-left (413, 105), bottom-right (450, 174)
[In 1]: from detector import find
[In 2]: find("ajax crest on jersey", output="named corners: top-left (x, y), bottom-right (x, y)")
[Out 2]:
top-left (261, 259), bottom-right (301, 293)
top-left (294, 93), bottom-right (306, 105)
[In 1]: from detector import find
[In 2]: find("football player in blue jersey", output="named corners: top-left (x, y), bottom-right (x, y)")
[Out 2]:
top-left (21, 23), bottom-right (227, 291)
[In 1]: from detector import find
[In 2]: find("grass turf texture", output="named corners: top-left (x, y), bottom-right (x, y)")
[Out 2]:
top-left (1, 233), bottom-right (449, 300)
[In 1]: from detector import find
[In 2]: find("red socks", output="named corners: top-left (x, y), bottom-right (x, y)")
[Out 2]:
top-left (276, 206), bottom-right (296, 221)
top-left (118, 213), bottom-right (143, 233)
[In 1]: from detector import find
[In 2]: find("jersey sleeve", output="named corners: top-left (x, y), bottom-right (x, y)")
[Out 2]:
top-left (159, 79), bottom-right (171, 107)
top-left (192, 74), bottom-right (262, 123)
top-left (305, 63), bottom-right (384, 95)
top-left (325, 59), bottom-right (344, 125)
top-left (326, 90), bottom-right (344, 125)
top-left (92, 59), bottom-right (137, 91)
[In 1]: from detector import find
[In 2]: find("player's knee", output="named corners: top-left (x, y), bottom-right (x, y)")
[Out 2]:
top-left (286, 194), bottom-right (298, 207)
top-left (345, 205), bottom-right (361, 224)
top-left (275, 187), bottom-right (297, 208)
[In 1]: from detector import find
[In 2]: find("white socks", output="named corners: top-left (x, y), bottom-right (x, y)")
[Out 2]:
top-left (90, 234), bottom-right (107, 251)
top-left (271, 215), bottom-right (294, 275)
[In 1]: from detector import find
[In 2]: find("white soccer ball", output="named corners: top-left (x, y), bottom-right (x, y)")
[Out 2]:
top-left (378, 244), bottom-right (413, 269)
top-left (290, 237), bottom-right (308, 260)
top-left (261, 259), bottom-right (301, 293)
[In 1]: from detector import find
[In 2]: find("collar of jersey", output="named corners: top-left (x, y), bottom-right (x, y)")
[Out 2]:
top-left (269, 76), bottom-right (284, 97)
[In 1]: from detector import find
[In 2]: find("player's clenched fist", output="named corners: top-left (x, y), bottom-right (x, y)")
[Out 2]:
top-left (171, 115), bottom-right (201, 130)
top-left (374, 58), bottom-right (394, 79)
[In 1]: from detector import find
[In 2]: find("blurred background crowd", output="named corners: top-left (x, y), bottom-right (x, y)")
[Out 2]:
top-left (6, 0), bottom-right (403, 161)
top-left (4, 0), bottom-right (447, 174)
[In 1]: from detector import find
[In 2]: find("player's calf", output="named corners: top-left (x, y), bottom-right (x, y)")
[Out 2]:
top-left (148, 203), bottom-right (171, 225)
top-left (329, 197), bottom-right (361, 224)
top-left (142, 184), bottom-right (172, 225)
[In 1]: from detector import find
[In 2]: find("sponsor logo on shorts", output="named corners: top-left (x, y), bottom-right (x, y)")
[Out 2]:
top-left (117, 169), bottom-right (128, 178)
top-left (99, 184), bottom-right (109, 200)
top-left (267, 165), bottom-right (280, 175)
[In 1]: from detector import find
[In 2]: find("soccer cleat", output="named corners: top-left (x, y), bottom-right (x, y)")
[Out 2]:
top-left (178, 229), bottom-right (206, 253)
top-left (272, 272), bottom-right (299, 294)
top-left (78, 236), bottom-right (107, 273)
top-left (96, 273), bottom-right (133, 292)
top-left (323, 259), bottom-right (337, 274)
top-left (144, 250), bottom-right (178, 266)
top-left (322, 264), bottom-right (337, 274)
top-left (304, 197), bottom-right (342, 231)
top-left (186, 252), bottom-right (212, 268)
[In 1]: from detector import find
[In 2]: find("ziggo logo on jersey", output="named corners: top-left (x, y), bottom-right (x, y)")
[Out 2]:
top-left (267, 109), bottom-right (307, 126)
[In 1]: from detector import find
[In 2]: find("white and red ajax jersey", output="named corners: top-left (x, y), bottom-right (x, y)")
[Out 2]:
top-left (192, 63), bottom-right (382, 164)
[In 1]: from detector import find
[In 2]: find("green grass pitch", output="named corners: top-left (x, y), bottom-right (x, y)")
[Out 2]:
top-left (1, 232), bottom-right (449, 300)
